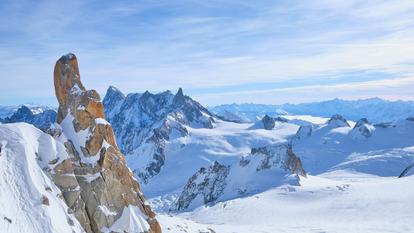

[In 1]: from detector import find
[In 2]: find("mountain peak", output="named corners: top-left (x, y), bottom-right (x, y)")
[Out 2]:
top-left (173, 87), bottom-right (186, 105)
top-left (16, 105), bottom-right (33, 116)
top-left (327, 114), bottom-right (350, 127)
top-left (54, 52), bottom-right (85, 114)
top-left (105, 85), bottom-right (125, 100)
top-left (177, 87), bottom-right (184, 96)
top-left (53, 53), bottom-right (161, 233)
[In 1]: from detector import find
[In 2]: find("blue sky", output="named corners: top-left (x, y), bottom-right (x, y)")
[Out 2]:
top-left (1, 0), bottom-right (414, 106)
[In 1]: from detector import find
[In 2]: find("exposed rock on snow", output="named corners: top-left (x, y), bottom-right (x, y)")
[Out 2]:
top-left (399, 163), bottom-right (414, 178)
top-left (262, 115), bottom-right (275, 130)
top-left (176, 144), bottom-right (306, 210)
top-left (0, 123), bottom-right (85, 233)
top-left (350, 118), bottom-right (375, 138)
top-left (176, 161), bottom-right (230, 210)
top-left (326, 114), bottom-right (350, 128)
top-left (406, 117), bottom-right (414, 122)
top-left (251, 145), bottom-right (306, 176)
top-left (53, 53), bottom-right (160, 233)
top-left (294, 125), bottom-right (313, 140)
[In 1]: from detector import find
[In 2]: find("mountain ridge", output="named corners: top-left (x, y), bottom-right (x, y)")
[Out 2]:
top-left (210, 97), bottom-right (414, 123)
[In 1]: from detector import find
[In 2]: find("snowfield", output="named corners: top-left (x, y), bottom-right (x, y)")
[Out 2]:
top-left (159, 171), bottom-right (414, 233)
top-left (139, 120), bottom-right (300, 198)
top-left (147, 115), bottom-right (414, 233)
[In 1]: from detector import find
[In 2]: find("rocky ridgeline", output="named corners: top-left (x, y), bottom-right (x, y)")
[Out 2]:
top-left (50, 53), bottom-right (160, 233)
top-left (1, 105), bottom-right (56, 130)
top-left (350, 118), bottom-right (375, 138)
top-left (176, 144), bottom-right (306, 210)
top-left (103, 86), bottom-right (215, 183)
top-left (326, 114), bottom-right (351, 128)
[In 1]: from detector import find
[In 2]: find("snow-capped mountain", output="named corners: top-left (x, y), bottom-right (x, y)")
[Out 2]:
top-left (158, 114), bottom-right (414, 233)
top-left (176, 144), bottom-right (305, 210)
top-left (2, 58), bottom-right (414, 232)
top-left (210, 98), bottom-right (414, 123)
top-left (1, 105), bottom-right (57, 130)
top-left (103, 86), bottom-right (215, 184)
top-left (292, 115), bottom-right (414, 176)
top-left (103, 85), bottom-right (414, 218)
top-left (103, 87), bottom-right (306, 211)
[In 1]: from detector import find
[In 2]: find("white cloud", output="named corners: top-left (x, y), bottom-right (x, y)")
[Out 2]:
top-left (0, 0), bottom-right (413, 105)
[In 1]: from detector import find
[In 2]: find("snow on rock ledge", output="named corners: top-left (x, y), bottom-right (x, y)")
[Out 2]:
top-left (326, 114), bottom-right (350, 128)
top-left (350, 118), bottom-right (375, 138)
top-left (53, 53), bottom-right (161, 233)
top-left (0, 123), bottom-right (84, 233)
top-left (176, 144), bottom-right (306, 210)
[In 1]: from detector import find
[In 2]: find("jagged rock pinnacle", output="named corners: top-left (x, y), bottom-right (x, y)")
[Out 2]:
top-left (173, 87), bottom-right (185, 104)
top-left (53, 53), bottom-right (161, 233)
top-left (54, 53), bottom-right (85, 107)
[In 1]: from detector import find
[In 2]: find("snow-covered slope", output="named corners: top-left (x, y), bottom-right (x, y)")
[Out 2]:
top-left (103, 87), bottom-right (308, 211)
top-left (101, 86), bottom-right (414, 232)
top-left (0, 123), bottom-right (84, 233)
top-left (211, 98), bottom-right (414, 123)
top-left (104, 86), bottom-right (414, 219)
top-left (162, 171), bottom-right (414, 233)
top-left (293, 115), bottom-right (414, 175)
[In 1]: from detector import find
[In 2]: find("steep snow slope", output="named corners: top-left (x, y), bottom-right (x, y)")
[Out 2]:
top-left (0, 123), bottom-right (84, 233)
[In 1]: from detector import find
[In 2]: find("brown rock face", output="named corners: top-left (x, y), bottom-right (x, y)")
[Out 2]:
top-left (53, 53), bottom-right (161, 233)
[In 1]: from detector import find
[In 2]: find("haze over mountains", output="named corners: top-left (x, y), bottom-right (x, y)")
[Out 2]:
top-left (211, 98), bottom-right (414, 123)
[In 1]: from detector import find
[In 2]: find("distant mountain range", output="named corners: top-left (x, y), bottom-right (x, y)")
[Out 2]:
top-left (0, 105), bottom-right (56, 130)
top-left (210, 98), bottom-right (414, 123)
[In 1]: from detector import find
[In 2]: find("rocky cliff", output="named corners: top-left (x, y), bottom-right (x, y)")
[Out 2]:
top-left (350, 118), bottom-right (375, 138)
top-left (51, 53), bottom-right (160, 233)
top-left (326, 114), bottom-right (350, 128)
top-left (176, 144), bottom-right (306, 210)
top-left (103, 86), bottom-right (215, 184)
